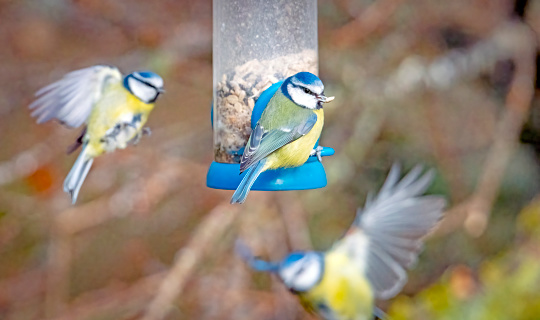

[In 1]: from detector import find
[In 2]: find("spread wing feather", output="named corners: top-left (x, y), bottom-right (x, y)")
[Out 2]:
top-left (331, 164), bottom-right (446, 300)
top-left (29, 65), bottom-right (123, 128)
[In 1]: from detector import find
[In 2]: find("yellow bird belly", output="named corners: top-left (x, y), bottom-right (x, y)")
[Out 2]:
top-left (85, 84), bottom-right (154, 158)
top-left (264, 109), bottom-right (324, 170)
top-left (299, 251), bottom-right (374, 320)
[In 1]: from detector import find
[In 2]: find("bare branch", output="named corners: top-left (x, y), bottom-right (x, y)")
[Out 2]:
top-left (142, 203), bottom-right (241, 320)
top-left (332, 0), bottom-right (406, 48)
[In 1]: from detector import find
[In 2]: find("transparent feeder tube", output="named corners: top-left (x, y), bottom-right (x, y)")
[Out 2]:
top-left (213, 0), bottom-right (318, 163)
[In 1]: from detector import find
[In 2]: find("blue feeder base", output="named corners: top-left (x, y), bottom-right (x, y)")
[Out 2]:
top-left (207, 79), bottom-right (334, 191)
top-left (207, 157), bottom-right (331, 191)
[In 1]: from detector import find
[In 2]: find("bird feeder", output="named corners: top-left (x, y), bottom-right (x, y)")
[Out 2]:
top-left (207, 0), bottom-right (334, 190)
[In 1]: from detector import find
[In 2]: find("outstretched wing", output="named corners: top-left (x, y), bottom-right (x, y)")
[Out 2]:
top-left (29, 65), bottom-right (123, 128)
top-left (330, 164), bottom-right (446, 300)
top-left (240, 112), bottom-right (318, 173)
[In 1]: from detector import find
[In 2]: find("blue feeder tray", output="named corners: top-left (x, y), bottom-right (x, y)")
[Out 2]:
top-left (206, 81), bottom-right (334, 191)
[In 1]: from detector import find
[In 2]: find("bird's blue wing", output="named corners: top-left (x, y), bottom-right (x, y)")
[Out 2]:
top-left (29, 65), bottom-right (123, 128)
top-left (240, 112), bottom-right (318, 173)
top-left (331, 164), bottom-right (446, 300)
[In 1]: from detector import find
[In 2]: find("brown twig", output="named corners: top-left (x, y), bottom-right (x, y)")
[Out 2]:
top-left (49, 273), bottom-right (165, 320)
top-left (141, 202), bottom-right (241, 320)
top-left (425, 21), bottom-right (537, 237)
top-left (341, 91), bottom-right (389, 168)
top-left (55, 158), bottom-right (205, 235)
top-left (422, 93), bottom-right (470, 201)
top-left (276, 192), bottom-right (313, 251)
top-left (332, 0), bottom-right (405, 48)
top-left (44, 157), bottom-right (205, 317)
top-left (45, 227), bottom-right (72, 318)
top-left (464, 34), bottom-right (537, 236)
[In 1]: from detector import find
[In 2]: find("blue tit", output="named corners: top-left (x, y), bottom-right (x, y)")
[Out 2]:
top-left (29, 65), bottom-right (164, 204)
top-left (236, 164), bottom-right (446, 320)
top-left (230, 72), bottom-right (334, 204)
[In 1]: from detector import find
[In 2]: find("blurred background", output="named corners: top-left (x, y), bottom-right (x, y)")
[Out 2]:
top-left (1, 0), bottom-right (540, 319)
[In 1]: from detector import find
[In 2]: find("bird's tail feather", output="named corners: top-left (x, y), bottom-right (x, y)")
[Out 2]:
top-left (231, 161), bottom-right (266, 204)
top-left (63, 147), bottom-right (93, 204)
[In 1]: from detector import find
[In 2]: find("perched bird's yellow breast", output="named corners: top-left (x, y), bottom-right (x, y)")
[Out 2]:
top-left (299, 250), bottom-right (374, 320)
top-left (265, 108), bottom-right (324, 170)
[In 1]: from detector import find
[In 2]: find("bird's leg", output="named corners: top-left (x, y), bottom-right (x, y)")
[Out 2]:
top-left (101, 123), bottom-right (122, 143)
top-left (129, 127), bottom-right (151, 145)
top-left (103, 115), bottom-right (145, 146)
top-left (126, 114), bottom-right (147, 145)
top-left (129, 131), bottom-right (142, 145)
top-left (310, 145), bottom-right (324, 162)
top-left (101, 122), bottom-right (133, 146)
top-left (110, 123), bottom-right (127, 137)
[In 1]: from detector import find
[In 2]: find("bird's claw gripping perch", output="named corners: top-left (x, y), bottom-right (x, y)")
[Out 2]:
top-left (310, 145), bottom-right (324, 162)
top-left (129, 127), bottom-right (151, 145)
top-left (142, 127), bottom-right (152, 136)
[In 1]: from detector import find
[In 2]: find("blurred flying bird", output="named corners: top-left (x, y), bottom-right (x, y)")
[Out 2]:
top-left (230, 72), bottom-right (334, 204)
top-left (236, 164), bottom-right (446, 320)
top-left (29, 65), bottom-right (164, 204)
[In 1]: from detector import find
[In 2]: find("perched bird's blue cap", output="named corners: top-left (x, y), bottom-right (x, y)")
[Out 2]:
top-left (282, 72), bottom-right (323, 93)
top-left (291, 72), bottom-right (323, 86)
top-left (281, 72), bottom-right (334, 108)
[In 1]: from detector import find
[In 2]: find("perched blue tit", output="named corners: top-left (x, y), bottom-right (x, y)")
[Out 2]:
top-left (231, 72), bottom-right (334, 204)
top-left (29, 65), bottom-right (164, 204)
top-left (236, 165), bottom-right (446, 320)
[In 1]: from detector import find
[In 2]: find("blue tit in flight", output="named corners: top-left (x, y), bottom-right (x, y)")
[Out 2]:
top-left (29, 65), bottom-right (164, 204)
top-left (230, 72), bottom-right (334, 204)
top-left (236, 164), bottom-right (446, 320)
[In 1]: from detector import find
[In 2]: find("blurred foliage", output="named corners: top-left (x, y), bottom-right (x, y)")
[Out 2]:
top-left (389, 198), bottom-right (540, 320)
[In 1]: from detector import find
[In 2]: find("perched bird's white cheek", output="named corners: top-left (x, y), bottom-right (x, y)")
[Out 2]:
top-left (289, 87), bottom-right (318, 109)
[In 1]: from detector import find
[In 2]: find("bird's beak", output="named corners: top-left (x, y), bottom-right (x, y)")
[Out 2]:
top-left (316, 95), bottom-right (335, 103)
top-left (158, 88), bottom-right (166, 93)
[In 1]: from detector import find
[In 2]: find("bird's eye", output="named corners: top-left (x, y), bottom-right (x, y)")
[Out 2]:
top-left (303, 88), bottom-right (312, 94)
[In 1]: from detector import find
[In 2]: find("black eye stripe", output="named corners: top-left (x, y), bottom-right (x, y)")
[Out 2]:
top-left (296, 265), bottom-right (305, 275)
top-left (132, 76), bottom-right (159, 91)
top-left (302, 87), bottom-right (313, 94)
top-left (139, 79), bottom-right (158, 90)
top-left (293, 259), bottom-right (311, 278)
